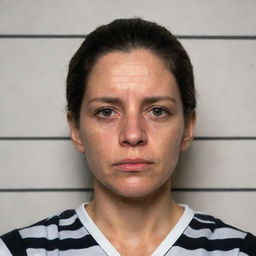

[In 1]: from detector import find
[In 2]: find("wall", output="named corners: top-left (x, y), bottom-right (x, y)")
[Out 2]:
top-left (0, 0), bottom-right (256, 235)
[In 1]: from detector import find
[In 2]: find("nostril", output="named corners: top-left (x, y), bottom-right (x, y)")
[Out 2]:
top-left (137, 140), bottom-right (144, 145)
top-left (122, 139), bottom-right (145, 147)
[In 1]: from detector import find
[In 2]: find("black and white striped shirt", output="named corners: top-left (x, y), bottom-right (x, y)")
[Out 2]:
top-left (1, 203), bottom-right (256, 255)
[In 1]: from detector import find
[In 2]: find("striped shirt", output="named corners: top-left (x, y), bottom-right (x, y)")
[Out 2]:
top-left (0, 203), bottom-right (255, 255)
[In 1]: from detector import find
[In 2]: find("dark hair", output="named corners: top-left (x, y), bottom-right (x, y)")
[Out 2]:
top-left (66, 18), bottom-right (196, 123)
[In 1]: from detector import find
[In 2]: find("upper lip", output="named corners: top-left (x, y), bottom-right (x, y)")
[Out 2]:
top-left (113, 158), bottom-right (153, 165)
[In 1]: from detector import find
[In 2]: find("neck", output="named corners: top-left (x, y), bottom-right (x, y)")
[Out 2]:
top-left (86, 179), bottom-right (183, 238)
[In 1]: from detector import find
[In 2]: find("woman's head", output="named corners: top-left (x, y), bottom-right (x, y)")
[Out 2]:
top-left (66, 18), bottom-right (196, 124)
top-left (67, 18), bottom-right (196, 198)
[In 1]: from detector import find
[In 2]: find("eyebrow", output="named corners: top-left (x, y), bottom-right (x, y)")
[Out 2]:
top-left (87, 96), bottom-right (176, 105)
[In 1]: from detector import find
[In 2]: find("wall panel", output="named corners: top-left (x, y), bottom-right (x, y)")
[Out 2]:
top-left (0, 140), bottom-right (91, 189)
top-left (174, 140), bottom-right (256, 188)
top-left (0, 39), bottom-right (255, 136)
top-left (0, 140), bottom-right (255, 189)
top-left (0, 0), bottom-right (255, 35)
top-left (0, 39), bottom-right (83, 136)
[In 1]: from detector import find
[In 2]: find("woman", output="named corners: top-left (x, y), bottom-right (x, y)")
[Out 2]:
top-left (1, 18), bottom-right (256, 256)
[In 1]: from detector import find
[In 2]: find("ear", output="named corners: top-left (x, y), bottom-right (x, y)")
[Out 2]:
top-left (180, 111), bottom-right (196, 152)
top-left (67, 113), bottom-right (85, 153)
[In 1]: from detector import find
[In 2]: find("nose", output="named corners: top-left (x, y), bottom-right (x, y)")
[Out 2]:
top-left (119, 114), bottom-right (147, 147)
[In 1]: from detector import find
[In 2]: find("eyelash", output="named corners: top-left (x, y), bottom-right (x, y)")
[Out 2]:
top-left (95, 106), bottom-right (170, 120)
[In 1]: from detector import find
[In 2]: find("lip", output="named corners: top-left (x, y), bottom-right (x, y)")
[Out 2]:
top-left (113, 158), bottom-right (153, 172)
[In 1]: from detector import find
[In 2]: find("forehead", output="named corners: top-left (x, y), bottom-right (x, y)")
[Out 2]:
top-left (85, 49), bottom-right (180, 99)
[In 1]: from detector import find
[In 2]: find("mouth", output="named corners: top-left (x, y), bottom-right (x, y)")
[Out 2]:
top-left (113, 158), bottom-right (154, 172)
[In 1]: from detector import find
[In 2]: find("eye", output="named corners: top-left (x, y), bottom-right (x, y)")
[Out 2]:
top-left (96, 108), bottom-right (116, 118)
top-left (150, 107), bottom-right (169, 118)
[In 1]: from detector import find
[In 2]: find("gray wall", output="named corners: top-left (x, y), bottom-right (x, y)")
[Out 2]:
top-left (0, 0), bottom-right (256, 235)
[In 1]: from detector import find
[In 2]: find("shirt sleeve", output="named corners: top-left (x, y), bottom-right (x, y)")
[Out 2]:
top-left (239, 232), bottom-right (256, 256)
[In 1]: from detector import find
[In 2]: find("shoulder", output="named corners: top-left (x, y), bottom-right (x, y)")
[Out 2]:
top-left (179, 211), bottom-right (256, 255)
top-left (0, 208), bottom-right (98, 255)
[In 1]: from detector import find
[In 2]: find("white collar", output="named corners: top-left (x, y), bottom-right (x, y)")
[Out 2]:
top-left (76, 202), bottom-right (194, 256)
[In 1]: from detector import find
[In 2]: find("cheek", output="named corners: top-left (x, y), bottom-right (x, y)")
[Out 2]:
top-left (80, 120), bottom-right (117, 163)
top-left (149, 117), bottom-right (184, 145)
top-left (149, 118), bottom-right (184, 164)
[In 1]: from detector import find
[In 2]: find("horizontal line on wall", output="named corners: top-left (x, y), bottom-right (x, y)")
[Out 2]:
top-left (0, 137), bottom-right (71, 140)
top-left (172, 188), bottom-right (256, 192)
top-left (194, 136), bottom-right (256, 140)
top-left (0, 136), bottom-right (256, 141)
top-left (0, 34), bottom-right (255, 40)
top-left (0, 188), bottom-right (92, 192)
top-left (0, 34), bottom-right (87, 38)
top-left (0, 188), bottom-right (256, 193)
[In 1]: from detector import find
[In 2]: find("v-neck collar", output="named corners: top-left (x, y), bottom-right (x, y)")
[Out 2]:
top-left (76, 203), bottom-right (194, 256)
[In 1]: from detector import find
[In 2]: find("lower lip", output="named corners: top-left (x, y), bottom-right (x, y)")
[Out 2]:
top-left (114, 163), bottom-right (152, 171)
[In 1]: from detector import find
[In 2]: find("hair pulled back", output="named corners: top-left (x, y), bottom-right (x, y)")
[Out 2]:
top-left (66, 18), bottom-right (196, 123)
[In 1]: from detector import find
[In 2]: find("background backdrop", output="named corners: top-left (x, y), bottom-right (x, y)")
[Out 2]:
top-left (0, 0), bottom-right (256, 235)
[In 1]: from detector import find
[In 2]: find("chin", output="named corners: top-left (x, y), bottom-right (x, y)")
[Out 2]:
top-left (114, 188), bottom-right (154, 198)
top-left (106, 179), bottom-right (167, 199)
top-left (93, 173), bottom-right (171, 199)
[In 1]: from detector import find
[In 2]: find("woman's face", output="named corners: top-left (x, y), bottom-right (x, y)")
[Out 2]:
top-left (69, 49), bottom-right (195, 197)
